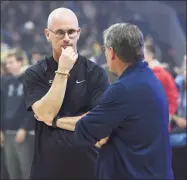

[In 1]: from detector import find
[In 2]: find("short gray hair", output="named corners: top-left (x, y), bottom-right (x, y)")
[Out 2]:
top-left (103, 23), bottom-right (144, 63)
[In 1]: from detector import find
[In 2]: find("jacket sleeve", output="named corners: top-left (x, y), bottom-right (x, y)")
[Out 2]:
top-left (74, 83), bottom-right (131, 144)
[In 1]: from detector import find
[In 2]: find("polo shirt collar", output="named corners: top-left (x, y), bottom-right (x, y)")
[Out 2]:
top-left (119, 60), bottom-right (148, 79)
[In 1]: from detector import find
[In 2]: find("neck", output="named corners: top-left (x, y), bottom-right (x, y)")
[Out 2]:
top-left (148, 58), bottom-right (159, 68)
top-left (115, 63), bottom-right (129, 77)
top-left (12, 70), bottom-right (22, 77)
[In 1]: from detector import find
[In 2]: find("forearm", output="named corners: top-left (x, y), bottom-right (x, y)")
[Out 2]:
top-left (56, 114), bottom-right (85, 130)
top-left (33, 73), bottom-right (68, 120)
top-left (56, 122), bottom-right (75, 131)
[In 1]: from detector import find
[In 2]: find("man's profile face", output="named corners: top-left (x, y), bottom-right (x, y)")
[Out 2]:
top-left (105, 47), bottom-right (115, 73)
top-left (45, 17), bottom-right (81, 56)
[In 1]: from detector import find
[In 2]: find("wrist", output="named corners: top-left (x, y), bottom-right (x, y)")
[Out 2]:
top-left (57, 68), bottom-right (70, 74)
top-left (56, 118), bottom-right (61, 128)
top-left (19, 128), bottom-right (26, 131)
top-left (52, 115), bottom-right (61, 128)
top-left (55, 70), bottom-right (70, 77)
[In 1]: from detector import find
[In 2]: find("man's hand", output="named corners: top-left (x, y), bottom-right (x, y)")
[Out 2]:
top-left (15, 128), bottom-right (27, 144)
top-left (175, 117), bottom-right (186, 129)
top-left (95, 137), bottom-right (109, 148)
top-left (58, 47), bottom-right (78, 73)
top-left (0, 131), bottom-right (4, 147)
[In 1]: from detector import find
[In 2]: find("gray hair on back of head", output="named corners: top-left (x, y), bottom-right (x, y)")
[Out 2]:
top-left (103, 23), bottom-right (144, 63)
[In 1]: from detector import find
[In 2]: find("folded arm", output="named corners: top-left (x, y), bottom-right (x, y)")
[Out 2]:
top-left (56, 114), bottom-right (86, 131)
top-left (23, 68), bottom-right (69, 124)
top-left (55, 114), bottom-right (109, 148)
top-left (32, 73), bottom-right (68, 123)
top-left (74, 83), bottom-right (130, 145)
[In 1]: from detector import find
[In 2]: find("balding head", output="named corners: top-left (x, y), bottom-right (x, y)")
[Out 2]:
top-left (45, 8), bottom-right (81, 61)
top-left (47, 8), bottom-right (79, 29)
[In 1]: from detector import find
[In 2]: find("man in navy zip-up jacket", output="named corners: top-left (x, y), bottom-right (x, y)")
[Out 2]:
top-left (43, 23), bottom-right (173, 179)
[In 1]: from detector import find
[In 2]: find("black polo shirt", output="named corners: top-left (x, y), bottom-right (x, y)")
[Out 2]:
top-left (23, 55), bottom-right (109, 179)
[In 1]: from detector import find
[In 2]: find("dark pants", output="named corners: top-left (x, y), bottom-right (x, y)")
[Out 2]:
top-left (4, 132), bottom-right (34, 179)
top-left (172, 145), bottom-right (187, 180)
top-left (0, 146), bottom-right (9, 179)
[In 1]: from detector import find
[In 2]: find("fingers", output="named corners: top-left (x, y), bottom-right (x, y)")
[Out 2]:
top-left (95, 136), bottom-right (109, 148)
top-left (62, 46), bottom-right (74, 55)
top-left (99, 137), bottom-right (109, 146)
top-left (58, 46), bottom-right (78, 72)
top-left (73, 53), bottom-right (78, 61)
top-left (95, 142), bottom-right (102, 149)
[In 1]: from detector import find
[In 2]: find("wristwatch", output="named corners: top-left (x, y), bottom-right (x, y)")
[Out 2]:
top-left (52, 115), bottom-right (60, 128)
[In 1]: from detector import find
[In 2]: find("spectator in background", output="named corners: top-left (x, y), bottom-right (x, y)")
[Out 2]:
top-left (144, 35), bottom-right (162, 62)
top-left (170, 54), bottom-right (187, 180)
top-left (144, 44), bottom-right (179, 131)
top-left (0, 62), bottom-right (10, 180)
top-left (1, 62), bottom-right (9, 76)
top-left (31, 50), bottom-right (42, 65)
top-left (174, 54), bottom-right (186, 126)
top-left (1, 52), bottom-right (34, 179)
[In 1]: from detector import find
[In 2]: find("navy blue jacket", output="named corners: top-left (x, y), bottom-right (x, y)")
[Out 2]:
top-left (1, 75), bottom-right (34, 131)
top-left (75, 60), bottom-right (173, 179)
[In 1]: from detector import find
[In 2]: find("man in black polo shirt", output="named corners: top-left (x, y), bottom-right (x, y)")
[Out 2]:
top-left (23, 8), bottom-right (109, 179)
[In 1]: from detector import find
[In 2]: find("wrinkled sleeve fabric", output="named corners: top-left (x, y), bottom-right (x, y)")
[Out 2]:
top-left (23, 68), bottom-right (48, 111)
top-left (75, 82), bottom-right (131, 145)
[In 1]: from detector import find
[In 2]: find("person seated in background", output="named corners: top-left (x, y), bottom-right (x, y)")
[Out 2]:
top-left (31, 50), bottom-right (42, 65)
top-left (173, 54), bottom-right (186, 129)
top-left (170, 54), bottom-right (186, 180)
top-left (144, 44), bottom-right (179, 131)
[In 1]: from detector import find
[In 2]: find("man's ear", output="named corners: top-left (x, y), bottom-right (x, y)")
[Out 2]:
top-left (109, 47), bottom-right (115, 61)
top-left (44, 29), bottom-right (50, 42)
top-left (77, 27), bottom-right (81, 41)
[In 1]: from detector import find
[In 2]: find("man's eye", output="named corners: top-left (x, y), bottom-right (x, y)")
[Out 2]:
top-left (68, 29), bottom-right (76, 34)
top-left (56, 30), bottom-right (64, 35)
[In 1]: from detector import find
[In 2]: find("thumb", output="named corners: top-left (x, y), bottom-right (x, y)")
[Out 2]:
top-left (61, 47), bottom-right (65, 54)
top-left (73, 53), bottom-right (78, 62)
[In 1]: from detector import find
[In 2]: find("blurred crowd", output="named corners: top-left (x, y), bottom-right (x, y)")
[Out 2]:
top-left (1, 1), bottom-right (186, 180)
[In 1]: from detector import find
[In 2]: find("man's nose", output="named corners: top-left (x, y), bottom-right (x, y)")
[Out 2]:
top-left (63, 32), bottom-right (70, 42)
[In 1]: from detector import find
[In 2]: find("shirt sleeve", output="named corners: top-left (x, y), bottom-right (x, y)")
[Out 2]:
top-left (75, 82), bottom-right (131, 144)
top-left (164, 71), bottom-right (179, 115)
top-left (87, 66), bottom-right (110, 109)
top-left (23, 68), bottom-right (48, 111)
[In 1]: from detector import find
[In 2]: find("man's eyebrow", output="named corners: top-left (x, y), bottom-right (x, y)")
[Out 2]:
top-left (54, 28), bottom-right (76, 32)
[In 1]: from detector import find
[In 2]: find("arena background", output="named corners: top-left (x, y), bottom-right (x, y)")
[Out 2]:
top-left (1, 1), bottom-right (186, 179)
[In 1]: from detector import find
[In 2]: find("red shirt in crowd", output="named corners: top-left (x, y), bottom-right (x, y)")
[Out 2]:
top-left (152, 66), bottom-right (179, 131)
